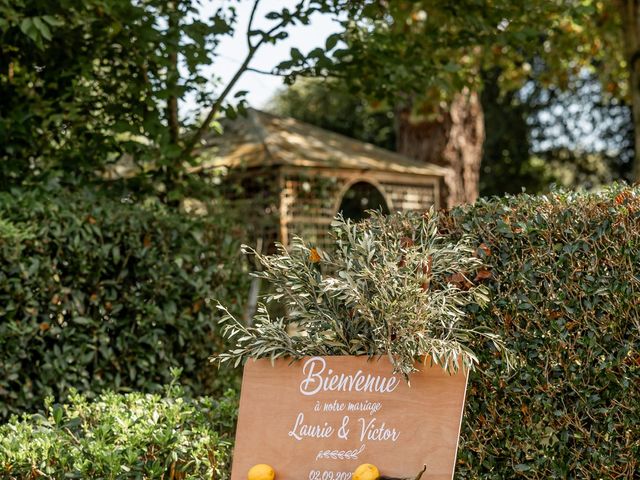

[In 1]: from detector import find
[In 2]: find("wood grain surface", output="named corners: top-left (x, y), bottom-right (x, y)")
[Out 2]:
top-left (231, 356), bottom-right (468, 480)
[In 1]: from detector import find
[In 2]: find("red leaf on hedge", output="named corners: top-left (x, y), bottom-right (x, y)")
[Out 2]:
top-left (448, 272), bottom-right (465, 283)
top-left (504, 313), bottom-right (512, 330)
top-left (474, 269), bottom-right (492, 281)
top-left (615, 191), bottom-right (630, 205)
top-left (447, 272), bottom-right (471, 289)
top-left (192, 299), bottom-right (203, 313)
top-left (478, 243), bottom-right (491, 256)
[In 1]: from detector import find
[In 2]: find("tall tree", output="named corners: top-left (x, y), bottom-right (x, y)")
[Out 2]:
top-left (617, 0), bottom-right (640, 181)
top-left (276, 1), bottom-right (566, 204)
top-left (271, 73), bottom-right (625, 196)
top-left (0, 0), bottom-right (345, 192)
top-left (395, 90), bottom-right (484, 206)
top-left (3, 0), bottom-right (637, 193)
top-left (276, 1), bottom-right (638, 202)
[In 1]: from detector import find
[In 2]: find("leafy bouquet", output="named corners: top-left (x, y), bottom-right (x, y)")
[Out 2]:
top-left (215, 210), bottom-right (509, 376)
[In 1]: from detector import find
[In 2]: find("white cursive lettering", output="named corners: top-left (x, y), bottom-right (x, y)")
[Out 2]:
top-left (288, 412), bottom-right (334, 441)
top-left (358, 417), bottom-right (400, 442)
top-left (299, 357), bottom-right (400, 396)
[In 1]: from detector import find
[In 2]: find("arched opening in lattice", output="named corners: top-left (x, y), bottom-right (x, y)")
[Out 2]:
top-left (337, 181), bottom-right (390, 222)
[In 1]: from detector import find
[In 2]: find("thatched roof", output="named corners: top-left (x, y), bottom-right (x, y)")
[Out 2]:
top-left (192, 109), bottom-right (447, 177)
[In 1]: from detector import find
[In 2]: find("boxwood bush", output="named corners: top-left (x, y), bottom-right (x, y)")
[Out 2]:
top-left (0, 386), bottom-right (237, 479)
top-left (441, 186), bottom-right (639, 478)
top-left (0, 186), bottom-right (250, 420)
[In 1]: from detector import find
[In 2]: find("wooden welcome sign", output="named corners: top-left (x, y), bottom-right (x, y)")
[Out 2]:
top-left (231, 356), bottom-right (468, 480)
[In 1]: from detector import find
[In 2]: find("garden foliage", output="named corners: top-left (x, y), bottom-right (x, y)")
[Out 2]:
top-left (445, 186), bottom-right (639, 478)
top-left (1, 185), bottom-right (637, 479)
top-left (219, 184), bottom-right (638, 478)
top-left (0, 386), bottom-right (237, 479)
top-left (0, 186), bottom-right (250, 421)
top-left (217, 211), bottom-right (507, 376)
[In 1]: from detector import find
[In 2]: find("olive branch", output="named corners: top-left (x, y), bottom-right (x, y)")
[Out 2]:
top-left (214, 210), bottom-right (512, 376)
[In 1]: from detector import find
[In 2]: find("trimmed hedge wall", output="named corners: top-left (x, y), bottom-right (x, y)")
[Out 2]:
top-left (0, 387), bottom-right (237, 479)
top-left (1, 185), bottom-right (637, 478)
top-left (442, 186), bottom-right (639, 478)
top-left (0, 187), bottom-right (250, 420)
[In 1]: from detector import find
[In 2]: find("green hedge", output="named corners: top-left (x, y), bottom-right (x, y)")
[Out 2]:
top-left (441, 186), bottom-right (639, 478)
top-left (213, 185), bottom-right (636, 478)
top-left (0, 186), bottom-right (250, 420)
top-left (2, 185), bottom-right (637, 478)
top-left (0, 386), bottom-right (237, 479)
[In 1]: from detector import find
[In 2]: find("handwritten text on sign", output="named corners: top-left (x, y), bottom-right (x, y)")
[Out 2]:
top-left (290, 357), bottom-right (400, 449)
top-left (231, 356), bottom-right (468, 480)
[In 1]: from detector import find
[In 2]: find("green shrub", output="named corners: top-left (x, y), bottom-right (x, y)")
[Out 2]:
top-left (0, 186), bottom-right (250, 420)
top-left (441, 186), bottom-right (639, 478)
top-left (0, 386), bottom-right (237, 479)
top-left (217, 185), bottom-right (638, 478)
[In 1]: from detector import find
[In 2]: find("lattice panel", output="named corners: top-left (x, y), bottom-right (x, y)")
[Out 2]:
top-left (281, 174), bottom-right (344, 249)
top-left (221, 172), bottom-right (281, 252)
top-left (286, 219), bottom-right (335, 249)
top-left (380, 182), bottom-right (436, 213)
top-left (224, 169), bottom-right (439, 252)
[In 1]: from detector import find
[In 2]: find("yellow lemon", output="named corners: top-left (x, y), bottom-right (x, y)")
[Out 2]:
top-left (247, 464), bottom-right (275, 480)
top-left (353, 463), bottom-right (380, 480)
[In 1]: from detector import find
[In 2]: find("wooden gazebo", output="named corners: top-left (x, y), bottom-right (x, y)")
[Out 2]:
top-left (193, 109), bottom-right (447, 250)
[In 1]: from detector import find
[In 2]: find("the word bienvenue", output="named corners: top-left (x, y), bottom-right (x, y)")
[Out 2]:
top-left (299, 357), bottom-right (400, 396)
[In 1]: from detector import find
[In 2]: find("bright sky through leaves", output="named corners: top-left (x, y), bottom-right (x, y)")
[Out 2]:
top-left (186, 0), bottom-right (340, 114)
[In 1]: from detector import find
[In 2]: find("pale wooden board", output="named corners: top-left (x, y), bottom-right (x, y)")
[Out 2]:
top-left (231, 356), bottom-right (468, 480)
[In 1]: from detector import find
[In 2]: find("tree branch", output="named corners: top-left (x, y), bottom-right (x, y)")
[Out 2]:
top-left (167, 50), bottom-right (180, 144)
top-left (246, 66), bottom-right (287, 77)
top-left (247, 0), bottom-right (260, 50)
top-left (182, 49), bottom-right (257, 156)
top-left (182, 2), bottom-right (307, 157)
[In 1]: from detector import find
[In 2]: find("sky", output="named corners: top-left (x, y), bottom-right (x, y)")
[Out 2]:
top-left (188, 0), bottom-right (341, 115)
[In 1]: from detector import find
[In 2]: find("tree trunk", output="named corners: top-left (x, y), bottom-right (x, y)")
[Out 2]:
top-left (396, 89), bottom-right (485, 207)
top-left (167, 5), bottom-right (180, 145)
top-left (618, 0), bottom-right (640, 183)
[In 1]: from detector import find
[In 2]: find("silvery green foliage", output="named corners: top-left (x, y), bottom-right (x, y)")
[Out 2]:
top-left (217, 210), bottom-right (508, 376)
